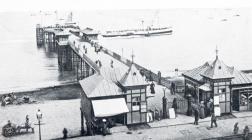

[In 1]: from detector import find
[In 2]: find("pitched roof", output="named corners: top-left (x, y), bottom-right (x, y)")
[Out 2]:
top-left (183, 62), bottom-right (211, 82)
top-left (231, 69), bottom-right (252, 85)
top-left (201, 57), bottom-right (234, 79)
top-left (81, 27), bottom-right (99, 35)
top-left (183, 57), bottom-right (252, 85)
top-left (55, 30), bottom-right (71, 36)
top-left (79, 74), bottom-right (123, 98)
top-left (119, 63), bottom-right (148, 87)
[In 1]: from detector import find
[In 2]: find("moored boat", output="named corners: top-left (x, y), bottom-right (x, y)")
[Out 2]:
top-left (102, 26), bottom-right (172, 37)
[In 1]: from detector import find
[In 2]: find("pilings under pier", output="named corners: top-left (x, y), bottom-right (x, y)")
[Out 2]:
top-left (36, 25), bottom-right (98, 81)
top-left (57, 44), bottom-right (94, 80)
top-left (36, 24), bottom-right (44, 45)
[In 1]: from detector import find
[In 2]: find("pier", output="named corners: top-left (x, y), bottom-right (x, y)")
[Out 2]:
top-left (36, 24), bottom-right (169, 87)
top-left (36, 24), bottom-right (100, 81)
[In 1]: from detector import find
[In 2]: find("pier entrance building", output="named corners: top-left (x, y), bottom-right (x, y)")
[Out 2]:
top-left (183, 51), bottom-right (252, 115)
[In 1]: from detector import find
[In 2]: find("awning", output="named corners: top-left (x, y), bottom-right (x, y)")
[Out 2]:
top-left (199, 83), bottom-right (211, 91)
top-left (92, 98), bottom-right (129, 118)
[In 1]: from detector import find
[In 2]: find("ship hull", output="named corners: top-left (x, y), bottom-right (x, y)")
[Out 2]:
top-left (102, 28), bottom-right (172, 37)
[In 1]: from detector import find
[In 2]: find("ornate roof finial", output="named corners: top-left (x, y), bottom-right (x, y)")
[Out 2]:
top-left (131, 49), bottom-right (135, 64)
top-left (215, 45), bottom-right (219, 59)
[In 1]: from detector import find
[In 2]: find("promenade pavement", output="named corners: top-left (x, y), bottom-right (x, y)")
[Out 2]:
top-left (72, 112), bottom-right (252, 140)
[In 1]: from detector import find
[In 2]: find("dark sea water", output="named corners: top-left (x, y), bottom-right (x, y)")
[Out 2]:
top-left (0, 9), bottom-right (251, 92)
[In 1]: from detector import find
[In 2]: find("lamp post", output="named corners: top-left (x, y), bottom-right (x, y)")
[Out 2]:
top-left (162, 88), bottom-right (168, 118)
top-left (36, 109), bottom-right (43, 140)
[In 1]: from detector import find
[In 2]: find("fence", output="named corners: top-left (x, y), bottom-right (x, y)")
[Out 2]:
top-left (167, 98), bottom-right (188, 115)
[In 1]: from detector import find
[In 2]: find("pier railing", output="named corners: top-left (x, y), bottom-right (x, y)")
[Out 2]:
top-left (83, 36), bottom-right (173, 89)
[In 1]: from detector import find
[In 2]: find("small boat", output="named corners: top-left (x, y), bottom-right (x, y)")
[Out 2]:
top-left (102, 26), bottom-right (172, 37)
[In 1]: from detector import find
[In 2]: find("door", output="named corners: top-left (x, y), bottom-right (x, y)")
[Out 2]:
top-left (232, 90), bottom-right (239, 111)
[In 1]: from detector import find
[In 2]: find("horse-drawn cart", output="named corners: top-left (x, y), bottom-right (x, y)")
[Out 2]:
top-left (2, 121), bottom-right (34, 137)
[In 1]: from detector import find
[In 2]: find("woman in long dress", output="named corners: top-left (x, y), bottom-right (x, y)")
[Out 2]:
top-left (199, 101), bottom-right (205, 119)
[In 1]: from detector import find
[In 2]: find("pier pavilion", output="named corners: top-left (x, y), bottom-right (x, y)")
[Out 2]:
top-left (79, 60), bottom-right (150, 134)
top-left (80, 27), bottom-right (99, 40)
top-left (183, 52), bottom-right (252, 115)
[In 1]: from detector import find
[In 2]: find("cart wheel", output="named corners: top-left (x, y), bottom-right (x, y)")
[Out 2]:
top-left (4, 127), bottom-right (15, 137)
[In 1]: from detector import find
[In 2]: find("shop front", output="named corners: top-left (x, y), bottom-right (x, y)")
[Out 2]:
top-left (232, 87), bottom-right (252, 111)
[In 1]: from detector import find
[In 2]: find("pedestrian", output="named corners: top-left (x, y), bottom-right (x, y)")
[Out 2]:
top-left (172, 98), bottom-right (178, 117)
top-left (194, 109), bottom-right (199, 125)
top-left (110, 60), bottom-right (113, 68)
top-left (62, 128), bottom-right (68, 139)
top-left (102, 119), bottom-right (108, 136)
top-left (243, 125), bottom-right (250, 140)
top-left (206, 99), bottom-right (211, 116)
top-left (149, 71), bottom-right (153, 81)
top-left (85, 48), bottom-right (87, 54)
top-left (199, 101), bottom-right (205, 119)
top-left (25, 115), bottom-right (29, 126)
top-left (1, 95), bottom-right (6, 106)
top-left (25, 115), bottom-right (31, 132)
top-left (150, 82), bottom-right (155, 94)
top-left (171, 82), bottom-right (175, 95)
top-left (209, 99), bottom-right (214, 114)
top-left (210, 112), bottom-right (217, 128)
top-left (233, 122), bottom-right (239, 135)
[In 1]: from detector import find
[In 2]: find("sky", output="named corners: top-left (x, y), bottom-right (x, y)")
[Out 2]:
top-left (0, 0), bottom-right (252, 12)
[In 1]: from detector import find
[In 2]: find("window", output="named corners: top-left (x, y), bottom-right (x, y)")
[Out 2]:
top-left (141, 102), bottom-right (147, 112)
top-left (127, 103), bottom-right (131, 111)
top-left (127, 90), bottom-right (131, 94)
top-left (127, 113), bottom-right (131, 124)
top-left (127, 95), bottom-right (131, 102)
top-left (132, 97), bottom-right (140, 111)
top-left (219, 93), bottom-right (226, 102)
top-left (240, 93), bottom-right (248, 106)
top-left (141, 88), bottom-right (146, 93)
top-left (219, 88), bottom-right (226, 94)
top-left (132, 89), bottom-right (140, 94)
top-left (141, 93), bottom-right (146, 101)
top-left (214, 87), bottom-right (218, 94)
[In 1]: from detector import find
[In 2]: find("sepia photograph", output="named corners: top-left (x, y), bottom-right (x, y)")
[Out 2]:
top-left (0, 0), bottom-right (252, 139)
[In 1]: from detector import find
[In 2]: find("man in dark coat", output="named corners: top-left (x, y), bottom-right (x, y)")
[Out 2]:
top-left (194, 109), bottom-right (199, 125)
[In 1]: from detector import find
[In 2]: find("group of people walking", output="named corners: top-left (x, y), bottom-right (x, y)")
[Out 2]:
top-left (193, 99), bottom-right (217, 128)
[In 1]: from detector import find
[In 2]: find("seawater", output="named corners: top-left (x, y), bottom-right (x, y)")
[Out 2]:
top-left (0, 9), bottom-right (251, 92)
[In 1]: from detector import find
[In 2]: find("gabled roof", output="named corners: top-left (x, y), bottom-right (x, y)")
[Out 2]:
top-left (201, 57), bottom-right (234, 79)
top-left (119, 63), bottom-right (148, 87)
top-left (183, 57), bottom-right (252, 85)
top-left (79, 74), bottom-right (123, 98)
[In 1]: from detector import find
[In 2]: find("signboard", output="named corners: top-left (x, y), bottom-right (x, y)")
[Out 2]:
top-left (214, 106), bottom-right (221, 116)
top-left (214, 95), bottom-right (219, 105)
top-left (169, 108), bottom-right (176, 119)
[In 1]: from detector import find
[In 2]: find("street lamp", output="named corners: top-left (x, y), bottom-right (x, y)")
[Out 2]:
top-left (36, 109), bottom-right (43, 140)
top-left (162, 87), bottom-right (168, 118)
